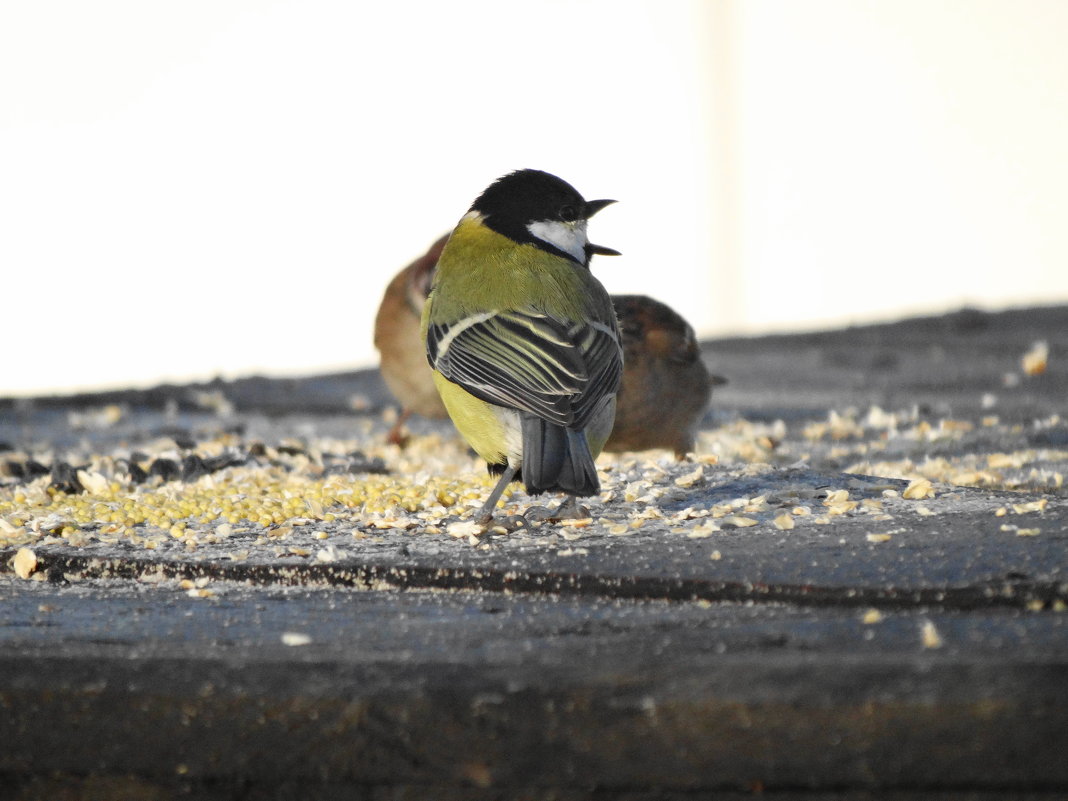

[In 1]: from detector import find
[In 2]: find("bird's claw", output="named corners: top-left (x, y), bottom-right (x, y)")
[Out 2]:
top-left (524, 499), bottom-right (591, 523)
top-left (553, 497), bottom-right (591, 521)
top-left (474, 499), bottom-right (591, 536)
top-left (520, 505), bottom-right (556, 524)
top-left (492, 514), bottom-right (533, 533)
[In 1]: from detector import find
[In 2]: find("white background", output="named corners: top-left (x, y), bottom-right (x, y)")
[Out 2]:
top-left (3, 1), bottom-right (1067, 396)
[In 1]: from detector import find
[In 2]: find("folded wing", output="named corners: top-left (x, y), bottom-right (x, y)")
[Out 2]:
top-left (426, 309), bottom-right (622, 429)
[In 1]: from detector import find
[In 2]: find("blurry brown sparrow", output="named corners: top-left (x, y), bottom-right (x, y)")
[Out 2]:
top-left (374, 236), bottom-right (722, 455)
top-left (608, 294), bottom-right (723, 457)
top-left (373, 234), bottom-right (449, 443)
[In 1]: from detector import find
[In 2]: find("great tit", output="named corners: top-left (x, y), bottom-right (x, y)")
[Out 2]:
top-left (421, 169), bottom-right (623, 526)
top-left (377, 239), bottom-right (723, 456)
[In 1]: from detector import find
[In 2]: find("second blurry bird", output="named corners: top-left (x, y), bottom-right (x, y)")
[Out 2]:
top-left (376, 238), bottom-right (721, 458)
top-left (373, 233), bottom-right (449, 433)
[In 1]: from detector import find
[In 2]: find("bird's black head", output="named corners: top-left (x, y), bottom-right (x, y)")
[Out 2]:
top-left (469, 169), bottom-right (620, 265)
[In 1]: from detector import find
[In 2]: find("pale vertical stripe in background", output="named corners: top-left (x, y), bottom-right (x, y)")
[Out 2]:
top-left (1, 1), bottom-right (1066, 395)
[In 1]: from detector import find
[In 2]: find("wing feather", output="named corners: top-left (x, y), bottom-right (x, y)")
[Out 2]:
top-left (428, 309), bottom-right (621, 428)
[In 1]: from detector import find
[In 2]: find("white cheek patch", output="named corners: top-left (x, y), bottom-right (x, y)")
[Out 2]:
top-left (527, 220), bottom-right (588, 264)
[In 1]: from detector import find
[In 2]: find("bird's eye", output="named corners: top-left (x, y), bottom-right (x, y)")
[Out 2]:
top-left (558, 204), bottom-right (578, 222)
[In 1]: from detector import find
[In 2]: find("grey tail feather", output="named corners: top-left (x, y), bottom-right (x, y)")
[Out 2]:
top-left (520, 415), bottom-right (600, 497)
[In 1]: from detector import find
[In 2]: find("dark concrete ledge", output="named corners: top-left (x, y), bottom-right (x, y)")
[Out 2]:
top-left (2, 582), bottom-right (1067, 798)
top-left (2, 305), bottom-right (1068, 798)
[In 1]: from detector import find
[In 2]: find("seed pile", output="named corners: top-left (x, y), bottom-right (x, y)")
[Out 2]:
top-left (699, 407), bottom-right (1068, 493)
top-left (0, 429), bottom-right (507, 553)
top-left (2, 401), bottom-right (1066, 566)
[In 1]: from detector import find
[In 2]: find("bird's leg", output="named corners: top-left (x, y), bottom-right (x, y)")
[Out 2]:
top-left (474, 464), bottom-right (519, 527)
top-left (386, 408), bottom-right (412, 446)
top-left (475, 476), bottom-right (591, 531)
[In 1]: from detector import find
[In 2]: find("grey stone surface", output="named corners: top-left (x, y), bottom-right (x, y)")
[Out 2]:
top-left (2, 579), bottom-right (1067, 798)
top-left (2, 305), bottom-right (1068, 798)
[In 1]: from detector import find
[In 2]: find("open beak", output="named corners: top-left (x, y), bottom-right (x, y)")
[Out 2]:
top-left (584, 199), bottom-right (619, 258)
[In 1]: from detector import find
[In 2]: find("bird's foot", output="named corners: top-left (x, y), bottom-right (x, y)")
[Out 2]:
top-left (471, 507), bottom-right (531, 535)
top-left (520, 505), bottom-right (556, 524)
top-left (475, 498), bottom-right (591, 533)
top-left (386, 428), bottom-right (410, 447)
top-left (523, 498), bottom-right (591, 524)
top-left (385, 409), bottom-right (412, 447)
top-left (553, 496), bottom-right (591, 521)
top-left (481, 514), bottom-right (532, 534)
